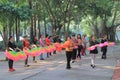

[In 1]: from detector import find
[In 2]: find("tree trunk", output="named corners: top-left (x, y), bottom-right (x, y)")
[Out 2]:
top-left (65, 13), bottom-right (71, 40)
top-left (33, 15), bottom-right (36, 36)
top-left (17, 19), bottom-right (20, 41)
top-left (100, 19), bottom-right (107, 37)
top-left (38, 17), bottom-right (41, 39)
top-left (3, 26), bottom-right (8, 49)
top-left (108, 27), bottom-right (116, 41)
top-left (15, 17), bottom-right (20, 42)
top-left (12, 25), bottom-right (15, 36)
top-left (66, 18), bottom-right (71, 39)
top-left (29, 0), bottom-right (34, 41)
top-left (0, 26), bottom-right (8, 61)
top-left (30, 16), bottom-right (34, 40)
top-left (9, 16), bottom-right (14, 37)
top-left (52, 19), bottom-right (55, 33)
top-left (15, 17), bottom-right (18, 42)
top-left (44, 16), bottom-right (47, 36)
top-left (93, 21), bottom-right (99, 38)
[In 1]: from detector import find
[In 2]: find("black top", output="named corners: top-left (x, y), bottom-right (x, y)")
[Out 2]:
top-left (90, 40), bottom-right (99, 54)
top-left (32, 38), bottom-right (37, 44)
top-left (8, 41), bottom-right (16, 51)
top-left (101, 39), bottom-right (107, 51)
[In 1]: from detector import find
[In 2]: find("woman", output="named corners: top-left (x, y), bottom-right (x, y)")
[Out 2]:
top-left (45, 34), bottom-right (51, 58)
top-left (39, 34), bottom-right (45, 60)
top-left (84, 34), bottom-right (89, 55)
top-left (89, 35), bottom-right (99, 68)
top-left (48, 36), bottom-right (53, 56)
top-left (77, 34), bottom-right (82, 59)
top-left (8, 36), bottom-right (16, 72)
top-left (32, 36), bottom-right (38, 62)
top-left (23, 35), bottom-right (30, 67)
top-left (71, 34), bottom-right (78, 63)
top-left (64, 36), bottom-right (74, 69)
top-left (81, 35), bottom-right (85, 56)
top-left (101, 34), bottom-right (108, 59)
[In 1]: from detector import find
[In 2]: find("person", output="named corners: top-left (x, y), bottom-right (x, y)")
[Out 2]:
top-left (48, 36), bottom-right (53, 56)
top-left (8, 36), bottom-right (17, 72)
top-left (101, 34), bottom-right (108, 59)
top-left (39, 34), bottom-right (45, 60)
top-left (23, 35), bottom-right (30, 67)
top-left (83, 34), bottom-right (89, 55)
top-left (52, 35), bottom-right (61, 54)
top-left (32, 36), bottom-right (38, 63)
top-left (71, 34), bottom-right (78, 63)
top-left (52, 35), bottom-right (58, 54)
top-left (89, 35), bottom-right (99, 68)
top-left (77, 34), bottom-right (82, 60)
top-left (45, 34), bottom-right (51, 58)
top-left (81, 35), bottom-right (85, 56)
top-left (64, 36), bottom-right (74, 69)
top-left (57, 36), bottom-right (62, 43)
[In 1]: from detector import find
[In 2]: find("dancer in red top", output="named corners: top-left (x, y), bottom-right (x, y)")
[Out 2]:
top-left (45, 34), bottom-right (51, 58)
top-left (23, 35), bottom-right (30, 67)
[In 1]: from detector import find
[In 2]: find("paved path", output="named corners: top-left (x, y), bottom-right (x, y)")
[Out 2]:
top-left (0, 45), bottom-right (120, 80)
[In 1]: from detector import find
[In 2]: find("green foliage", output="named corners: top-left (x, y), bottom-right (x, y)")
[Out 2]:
top-left (0, 3), bottom-right (32, 21)
top-left (0, 0), bottom-right (120, 44)
top-left (15, 6), bottom-right (32, 21)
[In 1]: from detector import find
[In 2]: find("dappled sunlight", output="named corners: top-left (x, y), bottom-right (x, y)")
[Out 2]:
top-left (13, 71), bottom-right (33, 76)
top-left (95, 63), bottom-right (115, 70)
top-left (47, 67), bottom-right (56, 71)
top-left (58, 61), bottom-right (66, 64)
top-left (100, 66), bottom-right (115, 70)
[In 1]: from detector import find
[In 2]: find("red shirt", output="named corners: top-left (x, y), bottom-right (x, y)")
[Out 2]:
top-left (23, 39), bottom-right (29, 48)
top-left (45, 38), bottom-right (51, 46)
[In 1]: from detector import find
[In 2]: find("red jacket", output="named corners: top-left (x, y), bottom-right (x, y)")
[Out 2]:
top-left (23, 39), bottom-right (30, 48)
top-left (45, 38), bottom-right (51, 46)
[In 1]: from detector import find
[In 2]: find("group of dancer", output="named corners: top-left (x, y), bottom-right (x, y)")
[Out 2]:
top-left (7, 34), bottom-right (61, 72)
top-left (7, 33), bottom-right (108, 72)
top-left (65, 34), bottom-right (108, 69)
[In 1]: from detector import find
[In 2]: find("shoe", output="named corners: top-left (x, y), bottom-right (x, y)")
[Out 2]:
top-left (104, 56), bottom-right (107, 59)
top-left (24, 65), bottom-right (30, 67)
top-left (77, 58), bottom-right (81, 60)
top-left (9, 68), bottom-right (15, 72)
top-left (91, 64), bottom-right (96, 68)
top-left (12, 68), bottom-right (16, 71)
top-left (101, 56), bottom-right (106, 59)
top-left (66, 67), bottom-right (71, 69)
top-left (40, 58), bottom-right (44, 60)
top-left (33, 61), bottom-right (37, 63)
top-left (72, 60), bottom-right (76, 63)
top-left (72, 61), bottom-right (75, 63)
top-left (46, 56), bottom-right (49, 58)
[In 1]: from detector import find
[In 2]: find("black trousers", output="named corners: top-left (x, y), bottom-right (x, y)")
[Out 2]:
top-left (102, 49), bottom-right (107, 58)
top-left (49, 52), bottom-right (52, 56)
top-left (33, 56), bottom-right (35, 61)
top-left (66, 51), bottom-right (72, 68)
top-left (77, 46), bottom-right (82, 58)
top-left (25, 55), bottom-right (29, 65)
top-left (53, 50), bottom-right (56, 54)
top-left (72, 49), bottom-right (77, 60)
top-left (8, 59), bottom-right (13, 69)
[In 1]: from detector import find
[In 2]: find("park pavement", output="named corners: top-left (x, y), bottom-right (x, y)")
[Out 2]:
top-left (0, 45), bottom-right (120, 80)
